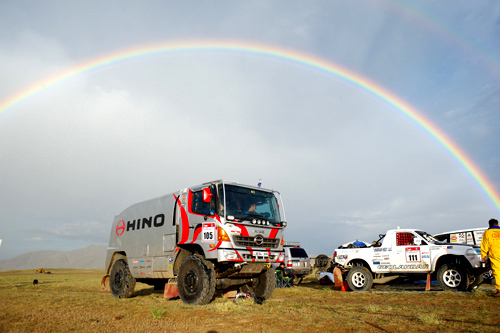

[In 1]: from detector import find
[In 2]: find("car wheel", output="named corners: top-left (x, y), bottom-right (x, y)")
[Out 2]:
top-left (346, 266), bottom-right (373, 291)
top-left (437, 264), bottom-right (469, 291)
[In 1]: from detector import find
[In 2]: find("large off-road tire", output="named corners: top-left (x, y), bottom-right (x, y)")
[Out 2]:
top-left (109, 259), bottom-right (136, 299)
top-left (242, 267), bottom-right (276, 300)
top-left (177, 255), bottom-right (216, 305)
top-left (437, 264), bottom-right (469, 291)
top-left (346, 266), bottom-right (373, 291)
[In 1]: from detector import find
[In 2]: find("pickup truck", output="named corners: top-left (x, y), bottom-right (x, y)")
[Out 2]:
top-left (334, 228), bottom-right (487, 292)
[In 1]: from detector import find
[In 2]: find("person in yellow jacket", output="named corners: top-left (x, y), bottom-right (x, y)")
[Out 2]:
top-left (481, 218), bottom-right (500, 296)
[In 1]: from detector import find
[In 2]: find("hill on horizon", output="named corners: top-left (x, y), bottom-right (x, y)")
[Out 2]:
top-left (0, 245), bottom-right (107, 271)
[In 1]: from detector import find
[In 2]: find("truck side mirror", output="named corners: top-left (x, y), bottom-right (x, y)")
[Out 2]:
top-left (203, 188), bottom-right (212, 202)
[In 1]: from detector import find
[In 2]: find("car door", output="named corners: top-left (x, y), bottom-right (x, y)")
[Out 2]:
top-left (393, 232), bottom-right (431, 272)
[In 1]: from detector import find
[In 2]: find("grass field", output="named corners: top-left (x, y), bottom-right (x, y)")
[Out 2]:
top-left (1, 269), bottom-right (499, 332)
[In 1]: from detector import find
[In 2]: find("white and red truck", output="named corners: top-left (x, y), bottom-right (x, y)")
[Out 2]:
top-left (103, 180), bottom-right (287, 305)
top-left (333, 228), bottom-right (488, 291)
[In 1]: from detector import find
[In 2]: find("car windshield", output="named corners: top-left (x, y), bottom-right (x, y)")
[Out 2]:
top-left (221, 184), bottom-right (280, 223)
top-left (416, 231), bottom-right (440, 244)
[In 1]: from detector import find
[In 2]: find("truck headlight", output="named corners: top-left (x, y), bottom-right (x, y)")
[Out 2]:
top-left (223, 250), bottom-right (239, 260)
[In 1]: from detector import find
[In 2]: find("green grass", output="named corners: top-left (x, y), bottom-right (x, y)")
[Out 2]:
top-left (0, 269), bottom-right (499, 332)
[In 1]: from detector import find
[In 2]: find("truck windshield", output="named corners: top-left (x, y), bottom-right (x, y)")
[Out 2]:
top-left (221, 184), bottom-right (280, 223)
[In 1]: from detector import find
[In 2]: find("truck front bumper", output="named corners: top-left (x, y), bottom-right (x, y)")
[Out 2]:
top-left (217, 248), bottom-right (284, 263)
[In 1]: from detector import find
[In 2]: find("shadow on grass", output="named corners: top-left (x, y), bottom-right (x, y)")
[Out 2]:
top-left (132, 285), bottom-right (180, 301)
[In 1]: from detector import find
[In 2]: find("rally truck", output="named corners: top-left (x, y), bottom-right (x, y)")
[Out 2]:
top-left (333, 228), bottom-right (487, 292)
top-left (103, 180), bottom-right (287, 305)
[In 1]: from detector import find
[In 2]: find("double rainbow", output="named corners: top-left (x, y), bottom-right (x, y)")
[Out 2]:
top-left (1, 40), bottom-right (499, 213)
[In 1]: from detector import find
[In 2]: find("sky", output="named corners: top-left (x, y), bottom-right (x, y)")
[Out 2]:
top-left (0, 1), bottom-right (499, 261)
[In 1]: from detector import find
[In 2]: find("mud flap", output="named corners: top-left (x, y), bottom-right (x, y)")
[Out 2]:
top-left (100, 275), bottom-right (110, 292)
top-left (223, 286), bottom-right (238, 298)
top-left (164, 280), bottom-right (179, 299)
top-left (333, 267), bottom-right (343, 287)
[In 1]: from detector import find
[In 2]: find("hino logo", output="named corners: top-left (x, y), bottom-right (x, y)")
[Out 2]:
top-left (115, 214), bottom-right (165, 236)
top-left (254, 235), bottom-right (264, 246)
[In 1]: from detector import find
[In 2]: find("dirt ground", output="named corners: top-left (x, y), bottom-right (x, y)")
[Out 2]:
top-left (0, 269), bottom-right (499, 332)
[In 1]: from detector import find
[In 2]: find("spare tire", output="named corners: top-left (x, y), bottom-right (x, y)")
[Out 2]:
top-left (315, 254), bottom-right (331, 271)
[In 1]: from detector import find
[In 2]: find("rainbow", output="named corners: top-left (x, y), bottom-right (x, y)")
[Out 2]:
top-left (1, 39), bottom-right (499, 213)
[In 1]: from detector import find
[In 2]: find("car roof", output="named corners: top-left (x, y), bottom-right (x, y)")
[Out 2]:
top-left (434, 227), bottom-right (486, 237)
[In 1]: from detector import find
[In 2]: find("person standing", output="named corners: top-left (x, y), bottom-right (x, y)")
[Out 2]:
top-left (481, 218), bottom-right (500, 296)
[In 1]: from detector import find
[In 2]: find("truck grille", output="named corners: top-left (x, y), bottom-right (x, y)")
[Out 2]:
top-left (234, 236), bottom-right (280, 249)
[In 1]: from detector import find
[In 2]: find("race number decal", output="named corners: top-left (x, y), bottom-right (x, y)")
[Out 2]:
top-left (202, 223), bottom-right (215, 242)
top-left (405, 247), bottom-right (421, 262)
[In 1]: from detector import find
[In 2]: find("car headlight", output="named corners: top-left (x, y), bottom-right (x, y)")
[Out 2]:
top-left (466, 248), bottom-right (477, 257)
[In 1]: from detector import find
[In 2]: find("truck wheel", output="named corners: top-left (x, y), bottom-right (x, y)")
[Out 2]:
top-left (346, 266), bottom-right (373, 291)
top-left (242, 267), bottom-right (276, 300)
top-left (109, 259), bottom-right (136, 299)
top-left (437, 264), bottom-right (469, 291)
top-left (177, 255), bottom-right (216, 305)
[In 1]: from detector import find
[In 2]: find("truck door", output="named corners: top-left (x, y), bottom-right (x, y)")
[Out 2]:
top-left (162, 195), bottom-right (177, 253)
top-left (393, 232), bottom-right (431, 272)
top-left (176, 186), bottom-right (216, 245)
top-left (150, 194), bottom-right (178, 276)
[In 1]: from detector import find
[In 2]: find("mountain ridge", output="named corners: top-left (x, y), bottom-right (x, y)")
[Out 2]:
top-left (0, 245), bottom-right (107, 271)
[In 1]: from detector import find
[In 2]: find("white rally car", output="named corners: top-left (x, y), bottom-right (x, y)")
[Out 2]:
top-left (332, 228), bottom-right (488, 291)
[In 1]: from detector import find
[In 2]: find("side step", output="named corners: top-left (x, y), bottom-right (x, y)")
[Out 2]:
top-left (373, 275), bottom-right (399, 284)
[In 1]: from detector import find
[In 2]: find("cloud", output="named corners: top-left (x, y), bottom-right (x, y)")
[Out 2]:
top-left (0, 1), bottom-right (499, 260)
top-left (24, 237), bottom-right (44, 242)
top-left (30, 220), bottom-right (109, 244)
